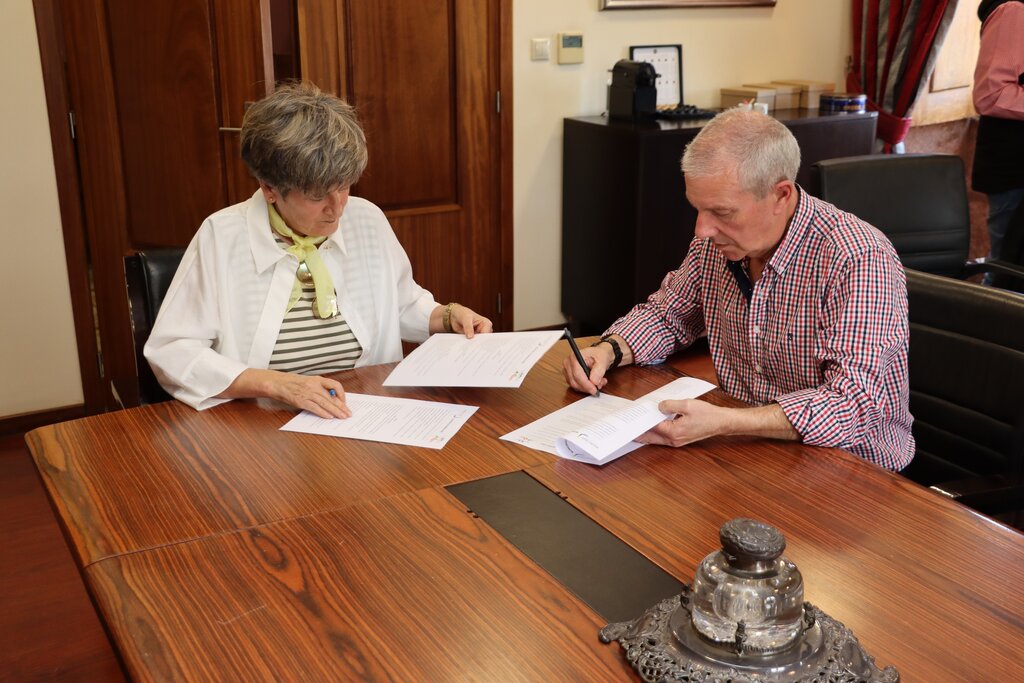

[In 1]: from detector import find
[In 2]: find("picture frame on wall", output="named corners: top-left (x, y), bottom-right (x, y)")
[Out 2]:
top-left (601, 0), bottom-right (776, 9)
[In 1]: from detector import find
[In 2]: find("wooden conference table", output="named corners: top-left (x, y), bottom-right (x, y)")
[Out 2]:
top-left (28, 341), bottom-right (1024, 681)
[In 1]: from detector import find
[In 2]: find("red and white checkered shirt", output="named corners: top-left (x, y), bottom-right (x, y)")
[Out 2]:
top-left (607, 189), bottom-right (914, 470)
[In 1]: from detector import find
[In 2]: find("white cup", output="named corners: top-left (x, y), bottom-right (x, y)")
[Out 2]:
top-left (753, 102), bottom-right (769, 115)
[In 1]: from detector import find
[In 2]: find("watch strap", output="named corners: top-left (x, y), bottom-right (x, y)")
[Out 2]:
top-left (592, 335), bottom-right (623, 370)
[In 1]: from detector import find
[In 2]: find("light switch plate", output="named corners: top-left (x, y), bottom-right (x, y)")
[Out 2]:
top-left (530, 38), bottom-right (550, 61)
top-left (557, 32), bottom-right (583, 64)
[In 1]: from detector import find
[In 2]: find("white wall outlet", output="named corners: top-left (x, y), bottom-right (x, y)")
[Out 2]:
top-left (557, 32), bottom-right (583, 65)
top-left (530, 38), bottom-right (550, 62)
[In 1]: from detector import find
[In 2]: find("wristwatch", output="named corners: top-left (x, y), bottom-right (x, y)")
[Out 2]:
top-left (591, 335), bottom-right (623, 371)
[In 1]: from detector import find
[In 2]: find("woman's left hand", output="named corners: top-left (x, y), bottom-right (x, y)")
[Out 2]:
top-left (431, 303), bottom-right (493, 338)
top-left (449, 304), bottom-right (493, 338)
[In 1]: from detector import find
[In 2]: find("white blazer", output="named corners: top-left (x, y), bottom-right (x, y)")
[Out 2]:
top-left (145, 191), bottom-right (438, 410)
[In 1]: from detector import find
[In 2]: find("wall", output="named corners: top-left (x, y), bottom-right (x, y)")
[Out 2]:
top-left (513, 0), bottom-right (852, 329)
top-left (0, 0), bottom-right (83, 416)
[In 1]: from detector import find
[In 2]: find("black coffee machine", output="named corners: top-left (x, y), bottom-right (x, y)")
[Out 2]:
top-left (608, 59), bottom-right (657, 122)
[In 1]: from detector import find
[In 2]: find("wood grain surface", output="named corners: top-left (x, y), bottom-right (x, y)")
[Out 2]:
top-left (85, 486), bottom-right (634, 682)
top-left (29, 339), bottom-right (1024, 681)
top-left (28, 338), bottom-right (652, 566)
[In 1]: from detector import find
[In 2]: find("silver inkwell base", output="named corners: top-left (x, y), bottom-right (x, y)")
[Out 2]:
top-left (599, 518), bottom-right (899, 683)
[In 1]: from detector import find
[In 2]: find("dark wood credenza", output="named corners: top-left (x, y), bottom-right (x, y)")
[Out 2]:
top-left (561, 110), bottom-right (878, 335)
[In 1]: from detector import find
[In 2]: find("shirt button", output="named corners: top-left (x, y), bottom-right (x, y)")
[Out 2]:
top-left (754, 364), bottom-right (762, 374)
top-left (752, 325), bottom-right (759, 335)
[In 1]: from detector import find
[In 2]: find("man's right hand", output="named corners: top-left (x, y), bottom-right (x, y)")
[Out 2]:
top-left (562, 343), bottom-right (613, 395)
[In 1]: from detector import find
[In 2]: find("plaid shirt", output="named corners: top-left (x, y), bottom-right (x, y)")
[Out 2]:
top-left (608, 189), bottom-right (914, 470)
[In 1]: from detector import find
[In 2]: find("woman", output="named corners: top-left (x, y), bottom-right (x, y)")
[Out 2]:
top-left (145, 82), bottom-right (492, 418)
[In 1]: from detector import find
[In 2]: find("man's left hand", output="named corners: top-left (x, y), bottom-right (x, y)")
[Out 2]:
top-left (637, 399), bottom-right (728, 447)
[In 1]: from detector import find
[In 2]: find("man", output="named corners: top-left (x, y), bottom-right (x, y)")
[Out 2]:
top-left (563, 109), bottom-right (914, 471)
top-left (972, 0), bottom-right (1024, 277)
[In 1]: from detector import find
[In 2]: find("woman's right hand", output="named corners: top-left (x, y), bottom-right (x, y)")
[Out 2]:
top-left (220, 368), bottom-right (350, 419)
top-left (268, 372), bottom-right (350, 419)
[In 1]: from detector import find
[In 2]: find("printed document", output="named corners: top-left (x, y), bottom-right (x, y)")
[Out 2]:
top-left (280, 393), bottom-right (477, 449)
top-left (502, 376), bottom-right (716, 465)
top-left (383, 330), bottom-right (564, 388)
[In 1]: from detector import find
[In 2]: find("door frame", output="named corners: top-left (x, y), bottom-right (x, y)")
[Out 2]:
top-left (32, 0), bottom-right (105, 414)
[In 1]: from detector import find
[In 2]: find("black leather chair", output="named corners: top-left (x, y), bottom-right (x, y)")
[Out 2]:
top-left (815, 154), bottom-right (1024, 283)
top-left (124, 248), bottom-right (185, 405)
top-left (902, 269), bottom-right (1024, 525)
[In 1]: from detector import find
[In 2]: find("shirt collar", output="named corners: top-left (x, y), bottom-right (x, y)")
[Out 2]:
top-left (247, 190), bottom-right (348, 274)
top-left (764, 185), bottom-right (812, 276)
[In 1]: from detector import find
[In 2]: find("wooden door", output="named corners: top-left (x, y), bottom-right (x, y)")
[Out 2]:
top-left (297, 0), bottom-right (510, 329)
top-left (44, 0), bottom-right (272, 408)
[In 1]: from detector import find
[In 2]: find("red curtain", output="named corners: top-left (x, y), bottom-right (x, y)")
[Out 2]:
top-left (848, 0), bottom-right (959, 151)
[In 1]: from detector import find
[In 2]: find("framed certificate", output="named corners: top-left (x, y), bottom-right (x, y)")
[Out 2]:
top-left (630, 44), bottom-right (682, 108)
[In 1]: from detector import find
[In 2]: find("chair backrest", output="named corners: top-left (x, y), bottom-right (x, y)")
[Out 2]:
top-left (902, 269), bottom-right (1024, 485)
top-left (124, 248), bottom-right (185, 405)
top-left (991, 199), bottom-right (1024, 293)
top-left (815, 154), bottom-right (970, 277)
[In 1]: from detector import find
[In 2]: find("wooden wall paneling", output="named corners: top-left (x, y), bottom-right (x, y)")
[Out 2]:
top-left (57, 0), bottom-right (136, 409)
top-left (32, 0), bottom-right (105, 413)
top-left (290, 0), bottom-right (511, 329)
top-left (296, 0), bottom-right (348, 97)
top-left (105, 0), bottom-right (226, 248)
top-left (212, 0), bottom-right (274, 205)
top-left (347, 0), bottom-right (457, 207)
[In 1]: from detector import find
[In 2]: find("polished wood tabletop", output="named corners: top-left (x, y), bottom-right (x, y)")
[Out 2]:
top-left (29, 340), bottom-right (1024, 681)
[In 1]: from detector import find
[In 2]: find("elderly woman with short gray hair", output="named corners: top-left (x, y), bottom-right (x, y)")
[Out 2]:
top-left (146, 82), bottom-right (491, 418)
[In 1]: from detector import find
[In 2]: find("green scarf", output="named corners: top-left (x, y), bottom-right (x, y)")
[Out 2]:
top-left (268, 203), bottom-right (336, 318)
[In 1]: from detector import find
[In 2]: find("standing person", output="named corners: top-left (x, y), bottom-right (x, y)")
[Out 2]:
top-left (972, 0), bottom-right (1024, 275)
top-left (146, 82), bottom-right (492, 417)
top-left (561, 109), bottom-right (914, 471)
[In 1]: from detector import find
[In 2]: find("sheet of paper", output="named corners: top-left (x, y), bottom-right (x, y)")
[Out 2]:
top-left (383, 331), bottom-right (564, 388)
top-left (280, 393), bottom-right (477, 449)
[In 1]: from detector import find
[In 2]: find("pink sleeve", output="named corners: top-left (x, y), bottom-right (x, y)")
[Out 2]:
top-left (973, 3), bottom-right (1024, 120)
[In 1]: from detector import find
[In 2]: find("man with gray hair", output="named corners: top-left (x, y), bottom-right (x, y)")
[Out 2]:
top-left (562, 109), bottom-right (913, 470)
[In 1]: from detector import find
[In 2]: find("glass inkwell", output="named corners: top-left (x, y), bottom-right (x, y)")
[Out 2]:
top-left (600, 518), bottom-right (899, 682)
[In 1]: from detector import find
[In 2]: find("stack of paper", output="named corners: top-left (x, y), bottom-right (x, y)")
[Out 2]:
top-left (502, 376), bottom-right (716, 465)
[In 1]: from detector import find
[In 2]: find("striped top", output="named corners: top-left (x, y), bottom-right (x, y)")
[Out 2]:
top-left (607, 189), bottom-right (913, 471)
top-left (269, 249), bottom-right (363, 375)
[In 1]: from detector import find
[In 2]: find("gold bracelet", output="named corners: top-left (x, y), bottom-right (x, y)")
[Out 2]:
top-left (442, 302), bottom-right (456, 333)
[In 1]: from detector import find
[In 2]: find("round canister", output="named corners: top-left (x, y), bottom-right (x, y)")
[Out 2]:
top-left (819, 92), bottom-right (867, 114)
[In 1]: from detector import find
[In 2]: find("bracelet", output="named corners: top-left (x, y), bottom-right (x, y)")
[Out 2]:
top-left (591, 335), bottom-right (623, 370)
top-left (442, 302), bottom-right (456, 333)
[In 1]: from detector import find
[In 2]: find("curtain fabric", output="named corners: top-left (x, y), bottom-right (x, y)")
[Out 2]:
top-left (848, 0), bottom-right (960, 151)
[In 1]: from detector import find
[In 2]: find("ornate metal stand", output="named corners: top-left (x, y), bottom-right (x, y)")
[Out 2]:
top-left (600, 585), bottom-right (899, 683)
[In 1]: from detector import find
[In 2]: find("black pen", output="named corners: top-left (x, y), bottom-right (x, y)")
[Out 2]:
top-left (564, 327), bottom-right (600, 396)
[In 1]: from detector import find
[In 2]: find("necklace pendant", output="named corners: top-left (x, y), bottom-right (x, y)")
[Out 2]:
top-left (311, 295), bottom-right (339, 319)
top-left (296, 261), bottom-right (314, 284)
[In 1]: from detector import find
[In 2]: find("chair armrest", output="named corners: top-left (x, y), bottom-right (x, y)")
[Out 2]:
top-left (930, 474), bottom-right (1024, 514)
top-left (962, 257), bottom-right (1024, 281)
